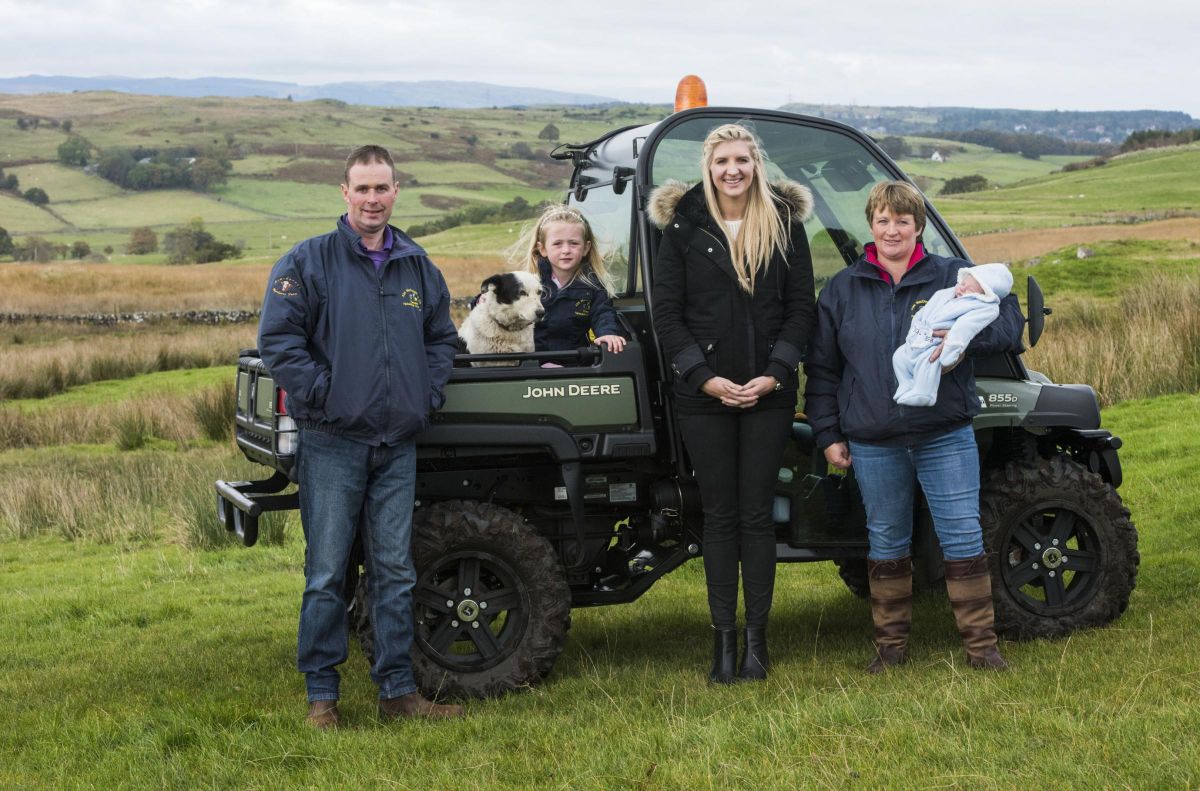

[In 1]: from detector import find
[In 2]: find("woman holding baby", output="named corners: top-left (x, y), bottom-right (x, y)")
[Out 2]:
top-left (804, 180), bottom-right (1025, 673)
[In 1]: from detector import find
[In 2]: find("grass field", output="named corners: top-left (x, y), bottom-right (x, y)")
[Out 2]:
top-left (52, 190), bottom-right (268, 229)
top-left (936, 143), bottom-right (1200, 234)
top-left (9, 91), bottom-right (1176, 266)
top-left (398, 161), bottom-right (527, 185)
top-left (2, 89), bottom-right (1198, 787)
top-left (900, 136), bottom-right (1088, 191)
top-left (7, 162), bottom-right (123, 201)
top-left (0, 122), bottom-right (66, 161)
top-left (0, 193), bottom-right (67, 233)
top-left (217, 178), bottom-right (343, 218)
top-left (1, 393), bottom-right (1196, 788)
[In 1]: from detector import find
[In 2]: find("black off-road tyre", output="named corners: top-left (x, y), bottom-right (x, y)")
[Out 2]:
top-left (980, 455), bottom-right (1137, 640)
top-left (352, 500), bottom-right (571, 699)
top-left (835, 559), bottom-right (870, 598)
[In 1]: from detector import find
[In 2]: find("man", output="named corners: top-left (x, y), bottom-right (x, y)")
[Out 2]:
top-left (258, 145), bottom-right (462, 728)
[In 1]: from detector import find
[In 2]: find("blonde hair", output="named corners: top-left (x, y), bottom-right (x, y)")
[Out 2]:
top-left (508, 204), bottom-right (616, 295)
top-left (701, 123), bottom-right (789, 293)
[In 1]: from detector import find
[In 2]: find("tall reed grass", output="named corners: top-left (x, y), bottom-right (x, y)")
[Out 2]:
top-left (189, 384), bottom-right (237, 442)
top-left (0, 257), bottom-right (499, 315)
top-left (0, 324), bottom-right (252, 399)
top-left (0, 262), bottom-right (269, 314)
top-left (0, 450), bottom-right (295, 548)
top-left (1022, 272), bottom-right (1200, 405)
top-left (1, 393), bottom-right (209, 450)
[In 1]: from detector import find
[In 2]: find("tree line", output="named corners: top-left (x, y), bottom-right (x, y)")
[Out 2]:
top-left (2, 220), bottom-right (240, 264)
top-left (92, 146), bottom-right (233, 192)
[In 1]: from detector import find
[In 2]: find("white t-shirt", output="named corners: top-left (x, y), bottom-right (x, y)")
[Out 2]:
top-left (725, 219), bottom-right (742, 239)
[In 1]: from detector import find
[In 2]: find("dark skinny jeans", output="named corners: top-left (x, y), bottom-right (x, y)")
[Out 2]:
top-left (678, 406), bottom-right (792, 629)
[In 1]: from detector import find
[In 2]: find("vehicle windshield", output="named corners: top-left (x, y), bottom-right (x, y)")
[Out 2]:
top-left (570, 178), bottom-right (633, 295)
top-left (648, 115), bottom-right (953, 286)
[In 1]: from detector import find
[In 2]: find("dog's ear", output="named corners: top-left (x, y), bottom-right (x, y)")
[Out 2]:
top-left (480, 274), bottom-right (504, 293)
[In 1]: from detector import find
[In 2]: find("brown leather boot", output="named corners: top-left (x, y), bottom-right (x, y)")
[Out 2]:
top-left (944, 554), bottom-right (1009, 670)
top-left (306, 699), bottom-right (340, 729)
top-left (866, 557), bottom-right (912, 673)
top-left (378, 692), bottom-right (465, 721)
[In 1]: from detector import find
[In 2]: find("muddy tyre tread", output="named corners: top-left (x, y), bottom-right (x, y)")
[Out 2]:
top-left (354, 500), bottom-right (570, 700)
top-left (980, 455), bottom-right (1137, 640)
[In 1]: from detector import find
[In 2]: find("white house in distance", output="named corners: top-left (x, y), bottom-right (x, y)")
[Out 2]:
top-left (930, 150), bottom-right (944, 162)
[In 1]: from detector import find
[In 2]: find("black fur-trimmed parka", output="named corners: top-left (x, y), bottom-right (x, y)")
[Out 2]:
top-left (649, 179), bottom-right (816, 413)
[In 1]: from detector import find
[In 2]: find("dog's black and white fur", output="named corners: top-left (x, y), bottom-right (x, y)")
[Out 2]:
top-left (458, 272), bottom-right (545, 363)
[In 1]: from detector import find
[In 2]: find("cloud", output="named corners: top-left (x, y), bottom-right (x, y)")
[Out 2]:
top-left (0, 0), bottom-right (1196, 115)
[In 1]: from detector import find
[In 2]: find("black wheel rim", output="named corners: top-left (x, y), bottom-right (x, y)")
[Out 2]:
top-left (413, 549), bottom-right (529, 672)
top-left (999, 501), bottom-right (1102, 615)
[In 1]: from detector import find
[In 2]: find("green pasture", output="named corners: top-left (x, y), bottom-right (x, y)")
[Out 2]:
top-left (9, 366), bottom-right (235, 414)
top-left (52, 190), bottom-right (268, 230)
top-left (936, 144), bottom-right (1200, 234)
top-left (7, 162), bottom-right (123, 201)
top-left (1011, 238), bottom-right (1200, 299)
top-left (0, 193), bottom-right (65, 234)
top-left (1, 393), bottom-right (1197, 787)
top-left (217, 178), bottom-right (342, 218)
top-left (417, 219), bottom-right (527, 259)
top-left (0, 123), bottom-right (66, 161)
top-left (899, 137), bottom-right (1087, 190)
top-left (229, 155), bottom-right (296, 176)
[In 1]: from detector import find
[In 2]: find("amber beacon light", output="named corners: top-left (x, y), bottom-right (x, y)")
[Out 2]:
top-left (674, 75), bottom-right (708, 112)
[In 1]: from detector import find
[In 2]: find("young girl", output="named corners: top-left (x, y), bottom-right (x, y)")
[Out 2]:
top-left (511, 205), bottom-right (626, 354)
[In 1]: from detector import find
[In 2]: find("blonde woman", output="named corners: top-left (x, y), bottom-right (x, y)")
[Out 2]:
top-left (649, 123), bottom-right (816, 683)
top-left (510, 204), bottom-right (625, 353)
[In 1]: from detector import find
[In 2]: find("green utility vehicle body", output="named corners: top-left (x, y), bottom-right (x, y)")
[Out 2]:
top-left (216, 106), bottom-right (1136, 699)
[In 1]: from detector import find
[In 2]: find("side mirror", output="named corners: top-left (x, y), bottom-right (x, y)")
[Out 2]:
top-left (612, 166), bottom-right (635, 195)
top-left (1026, 275), bottom-right (1051, 348)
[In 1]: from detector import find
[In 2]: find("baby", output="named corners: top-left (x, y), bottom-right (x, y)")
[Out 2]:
top-left (892, 262), bottom-right (1013, 407)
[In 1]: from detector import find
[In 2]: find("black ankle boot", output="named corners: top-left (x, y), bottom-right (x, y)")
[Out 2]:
top-left (708, 628), bottom-right (738, 685)
top-left (738, 626), bottom-right (769, 681)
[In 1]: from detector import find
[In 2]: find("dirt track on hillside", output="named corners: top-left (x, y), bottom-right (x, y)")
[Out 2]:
top-left (961, 217), bottom-right (1200, 262)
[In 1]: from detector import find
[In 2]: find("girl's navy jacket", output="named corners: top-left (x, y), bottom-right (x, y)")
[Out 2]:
top-left (534, 257), bottom-right (621, 351)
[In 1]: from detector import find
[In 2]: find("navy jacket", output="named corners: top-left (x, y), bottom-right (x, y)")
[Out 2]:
top-left (649, 180), bottom-right (817, 414)
top-left (534, 257), bottom-right (621, 352)
top-left (804, 249), bottom-right (1025, 449)
top-left (258, 217), bottom-right (458, 445)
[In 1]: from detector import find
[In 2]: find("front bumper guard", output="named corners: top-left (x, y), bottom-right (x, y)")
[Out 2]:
top-left (214, 470), bottom-right (297, 546)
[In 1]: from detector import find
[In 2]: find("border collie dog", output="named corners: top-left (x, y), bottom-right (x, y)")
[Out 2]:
top-left (458, 272), bottom-right (545, 364)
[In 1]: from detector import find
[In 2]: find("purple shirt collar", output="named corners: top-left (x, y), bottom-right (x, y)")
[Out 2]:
top-left (343, 214), bottom-right (394, 271)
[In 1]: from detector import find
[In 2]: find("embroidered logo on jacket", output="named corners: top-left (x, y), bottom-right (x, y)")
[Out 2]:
top-left (909, 299), bottom-right (928, 316)
top-left (573, 298), bottom-right (591, 317)
top-left (272, 276), bottom-right (301, 297)
top-left (401, 288), bottom-right (422, 309)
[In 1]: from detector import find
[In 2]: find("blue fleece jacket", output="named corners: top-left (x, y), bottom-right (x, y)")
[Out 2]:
top-left (257, 217), bottom-right (458, 445)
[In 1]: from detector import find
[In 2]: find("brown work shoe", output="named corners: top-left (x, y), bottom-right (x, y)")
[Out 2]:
top-left (378, 692), bottom-right (465, 721)
top-left (306, 700), bottom-right (340, 730)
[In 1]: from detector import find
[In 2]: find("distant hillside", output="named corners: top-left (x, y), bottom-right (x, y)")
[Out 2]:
top-left (780, 103), bottom-right (1197, 143)
top-left (0, 75), bottom-right (620, 108)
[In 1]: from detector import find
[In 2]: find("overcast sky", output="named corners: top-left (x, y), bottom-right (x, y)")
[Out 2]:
top-left (2, 0), bottom-right (1196, 117)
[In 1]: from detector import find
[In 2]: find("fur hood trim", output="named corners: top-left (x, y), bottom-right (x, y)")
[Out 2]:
top-left (648, 178), bottom-right (813, 228)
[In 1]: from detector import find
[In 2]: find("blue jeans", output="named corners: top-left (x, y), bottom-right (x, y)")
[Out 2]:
top-left (296, 428), bottom-right (419, 702)
top-left (849, 424), bottom-right (984, 562)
